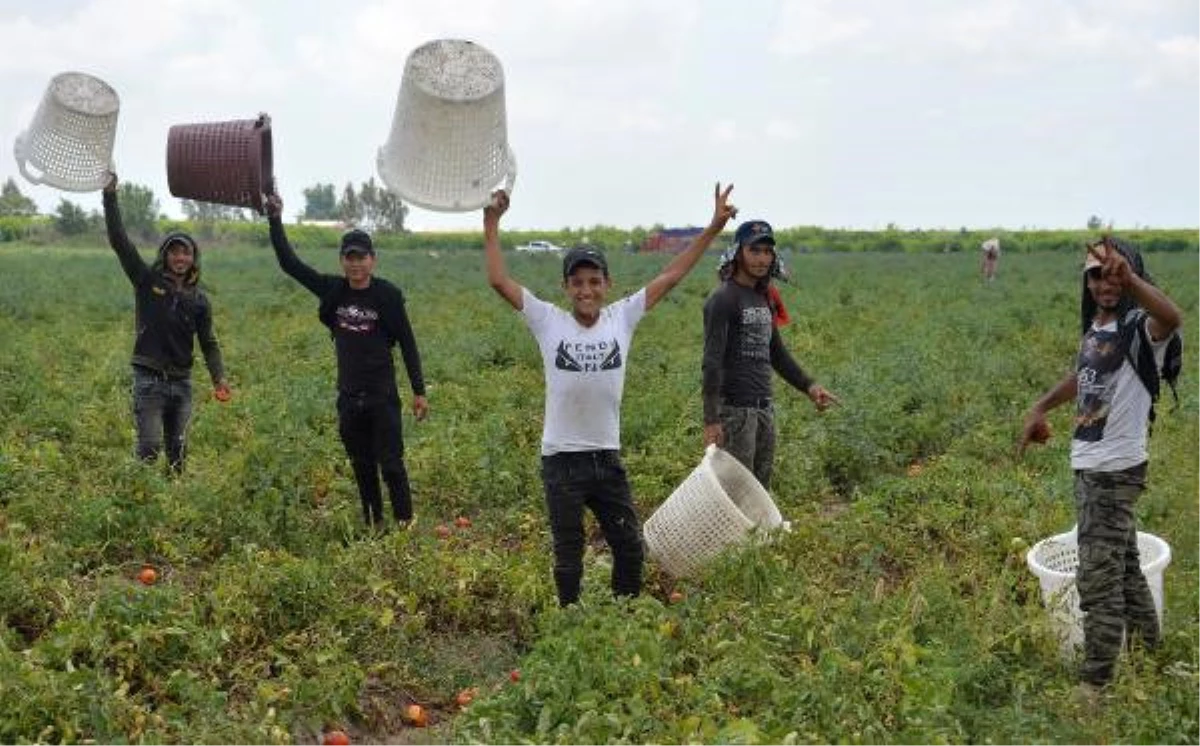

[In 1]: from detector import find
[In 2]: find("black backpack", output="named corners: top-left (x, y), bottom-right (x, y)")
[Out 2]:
top-left (1120, 308), bottom-right (1184, 426)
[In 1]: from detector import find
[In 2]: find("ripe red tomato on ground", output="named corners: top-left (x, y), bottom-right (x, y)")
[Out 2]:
top-left (322, 729), bottom-right (350, 745)
top-left (455, 686), bottom-right (478, 708)
top-left (402, 703), bottom-right (428, 727)
top-left (137, 567), bottom-right (158, 585)
top-left (509, 669), bottom-right (521, 683)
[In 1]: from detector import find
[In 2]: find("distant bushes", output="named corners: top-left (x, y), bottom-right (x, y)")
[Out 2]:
top-left (0, 216), bottom-right (38, 242)
top-left (2, 213), bottom-right (1195, 256)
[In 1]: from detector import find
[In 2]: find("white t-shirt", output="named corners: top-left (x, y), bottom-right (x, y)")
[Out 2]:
top-left (521, 287), bottom-right (647, 455)
top-left (1070, 316), bottom-right (1168, 472)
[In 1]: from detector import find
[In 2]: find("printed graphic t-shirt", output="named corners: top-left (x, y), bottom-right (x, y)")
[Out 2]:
top-left (521, 287), bottom-right (647, 455)
top-left (332, 285), bottom-right (399, 396)
top-left (1070, 316), bottom-right (1168, 472)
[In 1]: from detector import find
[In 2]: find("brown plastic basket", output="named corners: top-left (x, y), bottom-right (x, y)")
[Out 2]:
top-left (166, 113), bottom-right (273, 214)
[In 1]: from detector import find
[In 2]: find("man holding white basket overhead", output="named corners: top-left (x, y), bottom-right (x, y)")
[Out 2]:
top-left (482, 183), bottom-right (737, 606)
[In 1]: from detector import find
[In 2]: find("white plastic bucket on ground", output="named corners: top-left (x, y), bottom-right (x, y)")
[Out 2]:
top-left (1025, 527), bottom-right (1171, 651)
top-left (644, 445), bottom-right (785, 578)
top-left (13, 71), bottom-right (120, 192)
top-left (376, 38), bottom-right (516, 212)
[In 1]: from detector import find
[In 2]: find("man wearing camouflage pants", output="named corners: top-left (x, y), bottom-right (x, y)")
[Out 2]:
top-left (1019, 236), bottom-right (1182, 696)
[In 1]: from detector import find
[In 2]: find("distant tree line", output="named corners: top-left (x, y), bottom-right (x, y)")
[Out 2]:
top-left (0, 177), bottom-right (1195, 257)
top-left (301, 177), bottom-right (408, 233)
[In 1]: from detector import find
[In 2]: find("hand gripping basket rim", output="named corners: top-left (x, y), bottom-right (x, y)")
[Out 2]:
top-left (643, 445), bottom-right (784, 578)
top-left (13, 71), bottom-right (121, 192)
top-left (377, 144), bottom-right (516, 213)
top-left (166, 113), bottom-right (273, 215)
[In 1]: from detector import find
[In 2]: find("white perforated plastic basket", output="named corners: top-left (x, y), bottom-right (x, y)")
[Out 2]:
top-left (644, 445), bottom-right (785, 578)
top-left (13, 71), bottom-right (120, 192)
top-left (377, 38), bottom-right (516, 212)
top-left (1026, 527), bottom-right (1170, 651)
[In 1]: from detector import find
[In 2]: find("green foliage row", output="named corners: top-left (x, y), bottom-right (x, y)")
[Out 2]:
top-left (3, 210), bottom-right (1197, 260)
top-left (0, 242), bottom-right (1196, 743)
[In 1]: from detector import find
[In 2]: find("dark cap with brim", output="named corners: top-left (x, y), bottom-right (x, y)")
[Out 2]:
top-left (562, 245), bottom-right (608, 278)
top-left (734, 220), bottom-right (775, 248)
top-left (340, 228), bottom-right (375, 256)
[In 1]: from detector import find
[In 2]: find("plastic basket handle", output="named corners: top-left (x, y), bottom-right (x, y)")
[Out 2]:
top-left (13, 132), bottom-right (48, 187)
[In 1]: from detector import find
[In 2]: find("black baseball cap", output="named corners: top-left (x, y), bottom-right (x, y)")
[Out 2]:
top-left (734, 220), bottom-right (775, 248)
top-left (340, 228), bottom-right (374, 256)
top-left (562, 245), bottom-right (608, 278)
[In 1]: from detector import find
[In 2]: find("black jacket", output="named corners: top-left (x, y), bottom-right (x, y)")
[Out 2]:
top-left (103, 191), bottom-right (224, 382)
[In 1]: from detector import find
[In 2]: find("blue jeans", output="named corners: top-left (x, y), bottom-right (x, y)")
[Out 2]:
top-left (132, 365), bottom-right (193, 472)
top-left (540, 450), bottom-right (644, 606)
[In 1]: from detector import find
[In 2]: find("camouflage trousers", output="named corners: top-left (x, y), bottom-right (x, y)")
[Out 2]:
top-left (1074, 462), bottom-right (1160, 685)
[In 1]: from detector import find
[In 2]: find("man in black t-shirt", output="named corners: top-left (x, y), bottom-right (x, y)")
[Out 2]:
top-left (701, 220), bottom-right (838, 489)
top-left (265, 193), bottom-right (428, 529)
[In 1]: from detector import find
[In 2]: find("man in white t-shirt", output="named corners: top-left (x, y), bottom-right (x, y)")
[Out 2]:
top-left (1019, 236), bottom-right (1181, 697)
top-left (482, 184), bottom-right (737, 606)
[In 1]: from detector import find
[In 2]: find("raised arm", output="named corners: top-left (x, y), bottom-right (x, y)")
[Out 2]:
top-left (101, 173), bottom-right (150, 286)
top-left (644, 182), bottom-right (737, 311)
top-left (1090, 239), bottom-right (1182, 341)
top-left (264, 192), bottom-right (331, 297)
top-left (482, 190), bottom-right (524, 310)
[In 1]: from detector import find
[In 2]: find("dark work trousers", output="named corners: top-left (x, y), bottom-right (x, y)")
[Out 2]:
top-left (337, 391), bottom-right (412, 526)
top-left (540, 450), bottom-right (644, 606)
top-left (1074, 462), bottom-right (1160, 685)
top-left (132, 365), bottom-right (193, 473)
top-left (718, 401), bottom-right (776, 489)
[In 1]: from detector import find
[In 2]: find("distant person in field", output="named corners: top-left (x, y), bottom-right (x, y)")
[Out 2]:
top-left (482, 183), bottom-right (737, 607)
top-left (101, 173), bottom-right (229, 473)
top-left (264, 192), bottom-right (427, 531)
top-left (702, 220), bottom-right (839, 489)
top-left (1019, 236), bottom-right (1182, 698)
top-left (980, 237), bottom-right (1000, 282)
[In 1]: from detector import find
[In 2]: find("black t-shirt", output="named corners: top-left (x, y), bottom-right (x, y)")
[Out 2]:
top-left (330, 284), bottom-right (400, 395)
top-left (269, 217), bottom-right (425, 398)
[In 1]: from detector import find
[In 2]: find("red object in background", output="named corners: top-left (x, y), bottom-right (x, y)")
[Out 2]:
top-left (767, 284), bottom-right (790, 327)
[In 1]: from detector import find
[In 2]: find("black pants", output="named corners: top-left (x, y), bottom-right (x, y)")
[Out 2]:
top-left (540, 450), bottom-right (644, 606)
top-left (337, 391), bottom-right (412, 526)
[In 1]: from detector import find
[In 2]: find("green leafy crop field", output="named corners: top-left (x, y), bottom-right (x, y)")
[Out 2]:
top-left (0, 241), bottom-right (1196, 744)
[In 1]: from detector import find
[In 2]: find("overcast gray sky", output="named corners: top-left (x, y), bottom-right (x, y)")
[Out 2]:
top-left (2, 0), bottom-right (1197, 232)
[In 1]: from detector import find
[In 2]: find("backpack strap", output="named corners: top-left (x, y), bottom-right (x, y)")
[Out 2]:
top-left (1119, 308), bottom-right (1163, 426)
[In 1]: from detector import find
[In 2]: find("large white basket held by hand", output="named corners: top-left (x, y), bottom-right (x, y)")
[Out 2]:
top-left (644, 445), bottom-right (786, 578)
top-left (377, 38), bottom-right (516, 212)
top-left (1026, 527), bottom-right (1171, 651)
top-left (13, 71), bottom-right (120, 192)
